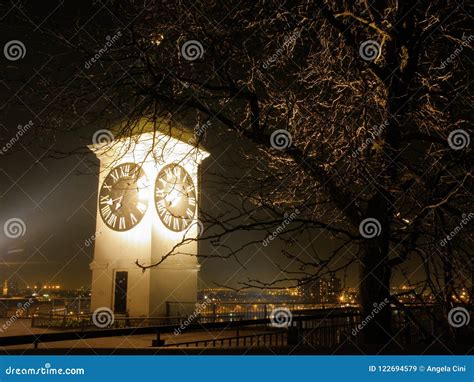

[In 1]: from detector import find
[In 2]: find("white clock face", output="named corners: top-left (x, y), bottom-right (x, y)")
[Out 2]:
top-left (99, 163), bottom-right (149, 231)
top-left (154, 163), bottom-right (196, 232)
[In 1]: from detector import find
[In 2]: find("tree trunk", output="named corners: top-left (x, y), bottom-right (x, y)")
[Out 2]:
top-left (359, 193), bottom-right (393, 345)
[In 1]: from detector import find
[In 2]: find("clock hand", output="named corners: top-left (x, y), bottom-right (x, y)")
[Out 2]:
top-left (106, 196), bottom-right (122, 205)
top-left (115, 195), bottom-right (124, 210)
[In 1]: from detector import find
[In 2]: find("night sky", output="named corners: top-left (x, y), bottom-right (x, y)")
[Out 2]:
top-left (0, 1), bottom-right (414, 292)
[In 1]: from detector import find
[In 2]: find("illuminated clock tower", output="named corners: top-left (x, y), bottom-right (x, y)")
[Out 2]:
top-left (88, 120), bottom-right (209, 317)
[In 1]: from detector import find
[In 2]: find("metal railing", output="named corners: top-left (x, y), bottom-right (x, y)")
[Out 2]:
top-left (163, 330), bottom-right (288, 348)
top-left (31, 312), bottom-right (245, 330)
top-left (0, 308), bottom-right (359, 349)
top-left (30, 300), bottom-right (354, 330)
top-left (0, 297), bottom-right (90, 319)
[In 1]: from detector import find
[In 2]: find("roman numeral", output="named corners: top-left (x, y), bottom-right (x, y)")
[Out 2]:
top-left (130, 213), bottom-right (138, 225)
top-left (100, 196), bottom-right (110, 204)
top-left (120, 164), bottom-right (131, 177)
top-left (119, 217), bottom-right (126, 230)
top-left (155, 188), bottom-right (165, 198)
top-left (186, 208), bottom-right (194, 219)
top-left (137, 202), bottom-right (147, 213)
top-left (165, 167), bottom-right (174, 180)
top-left (107, 214), bottom-right (117, 228)
top-left (173, 166), bottom-right (182, 179)
top-left (158, 178), bottom-right (168, 188)
top-left (157, 199), bottom-right (167, 215)
top-left (110, 169), bottom-right (120, 183)
top-left (173, 217), bottom-right (180, 230)
top-left (101, 205), bottom-right (112, 219)
top-left (163, 211), bottom-right (172, 226)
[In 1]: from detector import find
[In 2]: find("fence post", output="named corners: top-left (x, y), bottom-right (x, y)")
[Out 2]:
top-left (151, 331), bottom-right (165, 347)
top-left (236, 316), bottom-right (241, 339)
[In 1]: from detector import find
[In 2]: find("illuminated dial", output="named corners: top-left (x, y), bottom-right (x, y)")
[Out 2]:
top-left (155, 163), bottom-right (196, 231)
top-left (99, 163), bottom-right (149, 231)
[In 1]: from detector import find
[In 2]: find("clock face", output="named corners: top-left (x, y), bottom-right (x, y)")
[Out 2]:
top-left (99, 163), bottom-right (149, 231)
top-left (155, 163), bottom-right (196, 231)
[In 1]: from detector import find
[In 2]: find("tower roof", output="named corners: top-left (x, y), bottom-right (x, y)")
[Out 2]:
top-left (110, 118), bottom-right (199, 147)
top-left (88, 118), bottom-right (209, 162)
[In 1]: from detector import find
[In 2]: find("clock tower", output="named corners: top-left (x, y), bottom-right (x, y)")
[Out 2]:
top-left (88, 120), bottom-right (209, 318)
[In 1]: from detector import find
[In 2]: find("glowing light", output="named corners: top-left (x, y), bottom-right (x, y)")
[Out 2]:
top-left (165, 187), bottom-right (183, 206)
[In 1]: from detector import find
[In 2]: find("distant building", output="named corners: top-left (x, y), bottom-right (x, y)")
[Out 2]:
top-left (2, 280), bottom-right (8, 297)
top-left (302, 276), bottom-right (341, 304)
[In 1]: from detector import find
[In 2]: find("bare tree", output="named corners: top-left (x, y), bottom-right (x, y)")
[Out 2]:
top-left (4, 0), bottom-right (472, 346)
